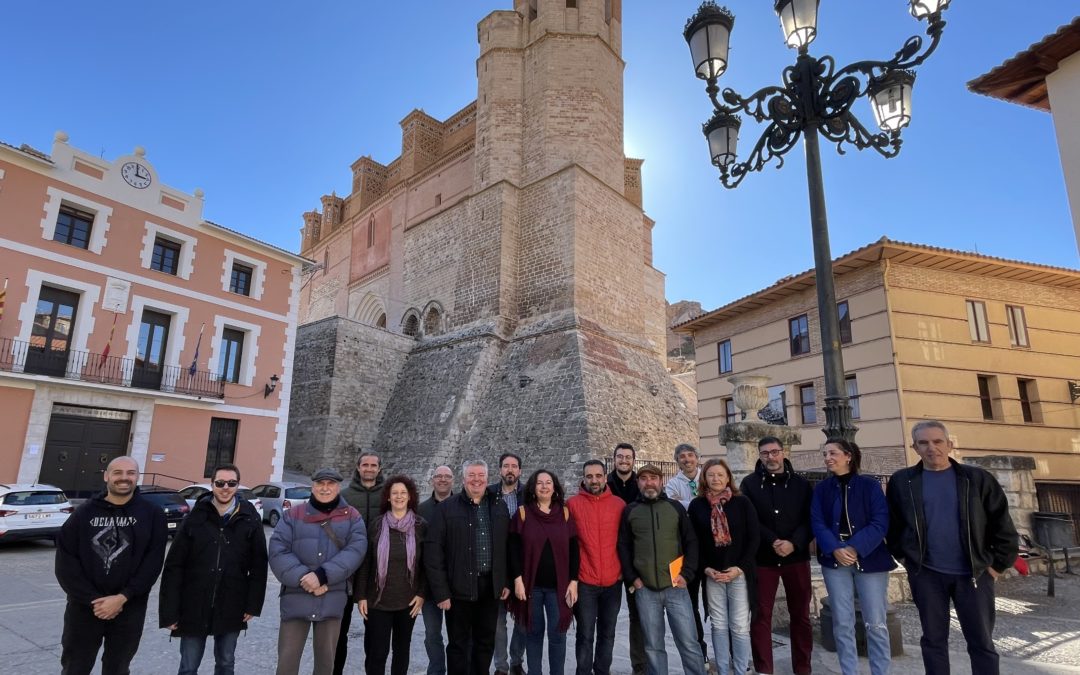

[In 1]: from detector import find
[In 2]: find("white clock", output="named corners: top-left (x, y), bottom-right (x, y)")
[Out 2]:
top-left (121, 161), bottom-right (152, 189)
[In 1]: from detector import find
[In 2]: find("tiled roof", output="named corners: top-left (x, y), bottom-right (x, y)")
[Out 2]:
top-left (0, 140), bottom-right (54, 163)
top-left (674, 236), bottom-right (1080, 332)
top-left (967, 17), bottom-right (1080, 112)
top-left (202, 220), bottom-right (312, 264)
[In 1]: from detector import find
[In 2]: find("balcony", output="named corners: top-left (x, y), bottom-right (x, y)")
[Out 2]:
top-left (0, 337), bottom-right (225, 399)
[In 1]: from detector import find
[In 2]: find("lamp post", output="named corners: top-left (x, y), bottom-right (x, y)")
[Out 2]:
top-left (684, 0), bottom-right (949, 441)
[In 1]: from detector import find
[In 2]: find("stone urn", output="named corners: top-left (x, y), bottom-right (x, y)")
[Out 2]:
top-left (728, 374), bottom-right (771, 422)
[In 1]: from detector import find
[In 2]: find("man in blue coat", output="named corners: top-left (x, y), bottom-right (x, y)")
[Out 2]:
top-left (269, 467), bottom-right (368, 675)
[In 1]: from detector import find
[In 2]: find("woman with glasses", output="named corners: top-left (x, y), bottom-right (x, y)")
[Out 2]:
top-left (353, 475), bottom-right (427, 675)
top-left (688, 458), bottom-right (759, 675)
top-left (508, 469), bottom-right (579, 675)
top-left (811, 438), bottom-right (895, 675)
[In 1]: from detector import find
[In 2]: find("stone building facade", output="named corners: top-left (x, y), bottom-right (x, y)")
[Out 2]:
top-left (287, 0), bottom-right (696, 486)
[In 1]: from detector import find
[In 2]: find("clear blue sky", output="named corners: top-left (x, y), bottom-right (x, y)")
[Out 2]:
top-left (2, 1), bottom-right (1077, 311)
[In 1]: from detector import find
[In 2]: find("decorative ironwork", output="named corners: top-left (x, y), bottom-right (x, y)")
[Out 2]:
top-left (0, 336), bottom-right (225, 399)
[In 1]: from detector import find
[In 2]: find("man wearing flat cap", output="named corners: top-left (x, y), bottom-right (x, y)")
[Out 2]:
top-left (618, 464), bottom-right (704, 675)
top-left (269, 467), bottom-right (368, 675)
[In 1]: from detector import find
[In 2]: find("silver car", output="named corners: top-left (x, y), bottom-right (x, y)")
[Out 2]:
top-left (250, 481), bottom-right (311, 527)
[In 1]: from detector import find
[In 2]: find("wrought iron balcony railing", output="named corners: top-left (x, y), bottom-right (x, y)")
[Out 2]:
top-left (0, 336), bottom-right (225, 399)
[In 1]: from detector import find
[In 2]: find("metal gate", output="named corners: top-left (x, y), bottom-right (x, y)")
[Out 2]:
top-left (38, 405), bottom-right (132, 498)
top-left (1036, 482), bottom-right (1080, 546)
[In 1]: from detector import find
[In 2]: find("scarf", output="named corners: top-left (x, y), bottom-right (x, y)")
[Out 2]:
top-left (707, 487), bottom-right (733, 547)
top-left (509, 502), bottom-right (577, 633)
top-left (376, 510), bottom-right (417, 604)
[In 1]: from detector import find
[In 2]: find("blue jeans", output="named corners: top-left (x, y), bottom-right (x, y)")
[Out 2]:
top-left (422, 598), bottom-right (447, 675)
top-left (494, 600), bottom-right (526, 670)
top-left (634, 586), bottom-right (705, 675)
top-left (527, 587), bottom-right (568, 675)
top-left (704, 575), bottom-right (751, 675)
top-left (573, 582), bottom-right (621, 675)
top-left (178, 632), bottom-right (240, 675)
top-left (822, 565), bottom-right (891, 675)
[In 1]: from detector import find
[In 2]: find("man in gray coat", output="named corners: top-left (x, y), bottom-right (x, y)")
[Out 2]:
top-left (270, 468), bottom-right (367, 675)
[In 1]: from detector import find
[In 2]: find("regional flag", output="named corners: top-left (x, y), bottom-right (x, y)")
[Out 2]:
top-left (189, 322), bottom-right (205, 376)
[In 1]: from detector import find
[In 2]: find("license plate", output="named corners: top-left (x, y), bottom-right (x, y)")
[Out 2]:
top-left (168, 522), bottom-right (177, 529)
top-left (26, 513), bottom-right (50, 520)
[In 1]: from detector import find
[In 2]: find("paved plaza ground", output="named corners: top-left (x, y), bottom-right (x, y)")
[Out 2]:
top-left (2, 534), bottom-right (1078, 673)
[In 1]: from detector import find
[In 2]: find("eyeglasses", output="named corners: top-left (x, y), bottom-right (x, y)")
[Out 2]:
top-left (759, 449), bottom-right (783, 458)
top-left (213, 480), bottom-right (239, 488)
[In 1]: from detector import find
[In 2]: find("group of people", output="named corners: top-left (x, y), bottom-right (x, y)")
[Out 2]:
top-left (53, 418), bottom-right (1019, 675)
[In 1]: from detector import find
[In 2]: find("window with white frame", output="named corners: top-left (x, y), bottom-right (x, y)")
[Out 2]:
top-left (718, 339), bottom-right (733, 374)
top-left (209, 316), bottom-right (261, 387)
top-left (221, 250), bottom-right (266, 300)
top-left (140, 222), bottom-right (196, 280)
top-left (40, 187), bottom-right (112, 254)
top-left (846, 374), bottom-right (861, 420)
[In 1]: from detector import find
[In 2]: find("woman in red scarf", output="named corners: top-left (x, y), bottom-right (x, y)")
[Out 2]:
top-left (688, 459), bottom-right (760, 675)
top-left (509, 469), bottom-right (579, 675)
top-left (353, 475), bottom-right (426, 675)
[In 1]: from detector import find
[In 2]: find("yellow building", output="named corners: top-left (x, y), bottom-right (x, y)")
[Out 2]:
top-left (677, 238), bottom-right (1080, 504)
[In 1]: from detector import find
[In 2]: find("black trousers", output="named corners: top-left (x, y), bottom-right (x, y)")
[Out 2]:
top-left (909, 568), bottom-right (999, 675)
top-left (60, 596), bottom-right (148, 675)
top-left (364, 606), bottom-right (416, 675)
top-left (332, 597), bottom-right (355, 675)
top-left (445, 575), bottom-right (500, 675)
top-left (688, 574), bottom-right (709, 661)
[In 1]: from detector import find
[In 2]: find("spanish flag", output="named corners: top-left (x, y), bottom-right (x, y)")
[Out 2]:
top-left (99, 313), bottom-right (118, 367)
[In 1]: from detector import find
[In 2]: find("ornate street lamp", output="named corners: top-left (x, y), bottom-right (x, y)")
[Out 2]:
top-left (684, 0), bottom-right (949, 441)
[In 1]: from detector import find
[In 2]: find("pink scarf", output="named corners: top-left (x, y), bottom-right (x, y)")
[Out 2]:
top-left (706, 488), bottom-right (733, 547)
top-left (376, 510), bottom-right (416, 604)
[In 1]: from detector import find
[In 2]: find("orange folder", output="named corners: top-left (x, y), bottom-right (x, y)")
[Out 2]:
top-left (669, 555), bottom-right (684, 586)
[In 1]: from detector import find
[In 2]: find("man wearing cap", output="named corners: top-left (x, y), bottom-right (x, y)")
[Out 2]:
top-left (618, 464), bottom-right (705, 675)
top-left (269, 467), bottom-right (368, 675)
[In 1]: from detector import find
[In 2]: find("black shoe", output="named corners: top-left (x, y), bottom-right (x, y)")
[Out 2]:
top-left (509, 666), bottom-right (525, 675)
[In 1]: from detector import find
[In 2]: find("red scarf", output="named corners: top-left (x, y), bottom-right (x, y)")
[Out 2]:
top-left (706, 488), bottom-right (733, 547)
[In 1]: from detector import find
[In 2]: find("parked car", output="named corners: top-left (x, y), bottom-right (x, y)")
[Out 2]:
top-left (0, 483), bottom-right (73, 544)
top-left (250, 482), bottom-right (311, 527)
top-left (137, 486), bottom-right (190, 534)
top-left (177, 483), bottom-right (263, 520)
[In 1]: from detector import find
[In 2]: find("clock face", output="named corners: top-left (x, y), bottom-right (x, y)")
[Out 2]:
top-left (121, 161), bottom-right (152, 189)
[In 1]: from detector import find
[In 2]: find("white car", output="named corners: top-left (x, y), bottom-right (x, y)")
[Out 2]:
top-left (177, 483), bottom-right (263, 521)
top-left (0, 483), bottom-right (73, 544)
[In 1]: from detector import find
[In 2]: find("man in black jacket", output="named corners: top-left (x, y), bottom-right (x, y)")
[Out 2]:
top-left (425, 459), bottom-right (511, 675)
top-left (887, 420), bottom-right (1018, 674)
top-left (159, 463), bottom-right (268, 675)
top-left (55, 456), bottom-right (168, 675)
top-left (418, 465), bottom-right (454, 675)
top-left (739, 437), bottom-right (813, 675)
top-left (606, 441), bottom-right (645, 675)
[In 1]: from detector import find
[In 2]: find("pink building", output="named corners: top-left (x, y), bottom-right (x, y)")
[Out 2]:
top-left (0, 132), bottom-right (307, 494)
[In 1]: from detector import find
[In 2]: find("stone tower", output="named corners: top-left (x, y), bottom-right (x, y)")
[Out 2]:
top-left (288, 0), bottom-right (696, 486)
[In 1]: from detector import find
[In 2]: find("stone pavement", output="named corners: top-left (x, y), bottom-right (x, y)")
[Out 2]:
top-left (2, 536), bottom-right (1079, 673)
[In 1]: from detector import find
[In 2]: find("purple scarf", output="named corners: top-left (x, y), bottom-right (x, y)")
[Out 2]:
top-left (376, 510), bottom-right (416, 604)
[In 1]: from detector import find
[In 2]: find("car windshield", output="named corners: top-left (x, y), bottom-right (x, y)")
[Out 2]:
top-left (284, 487), bottom-right (312, 499)
top-left (2, 491), bottom-right (66, 506)
top-left (238, 489), bottom-right (256, 500)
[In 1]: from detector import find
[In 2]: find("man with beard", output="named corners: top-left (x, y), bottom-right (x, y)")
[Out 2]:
top-left (160, 463), bottom-right (268, 675)
top-left (664, 443), bottom-right (709, 671)
top-left (418, 465), bottom-right (455, 675)
top-left (488, 452), bottom-right (525, 675)
top-left (334, 450), bottom-right (385, 675)
top-left (567, 460), bottom-right (625, 675)
top-left (426, 460), bottom-right (511, 675)
top-left (606, 443), bottom-right (644, 674)
top-left (55, 456), bottom-right (168, 675)
top-left (618, 464), bottom-right (704, 675)
top-left (740, 437), bottom-right (813, 675)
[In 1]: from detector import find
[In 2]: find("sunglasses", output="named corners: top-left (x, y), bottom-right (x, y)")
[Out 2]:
top-left (213, 480), bottom-right (240, 488)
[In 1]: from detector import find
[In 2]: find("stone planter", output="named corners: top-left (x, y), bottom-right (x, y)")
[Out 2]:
top-left (728, 374), bottom-right (770, 421)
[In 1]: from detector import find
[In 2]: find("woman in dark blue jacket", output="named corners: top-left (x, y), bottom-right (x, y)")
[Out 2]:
top-left (811, 438), bottom-right (895, 675)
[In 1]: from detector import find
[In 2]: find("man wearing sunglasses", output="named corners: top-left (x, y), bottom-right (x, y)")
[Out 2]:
top-left (160, 463), bottom-right (268, 675)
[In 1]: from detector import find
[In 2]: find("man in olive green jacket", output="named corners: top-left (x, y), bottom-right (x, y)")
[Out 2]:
top-left (617, 464), bottom-right (704, 675)
top-left (333, 450), bottom-right (385, 675)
